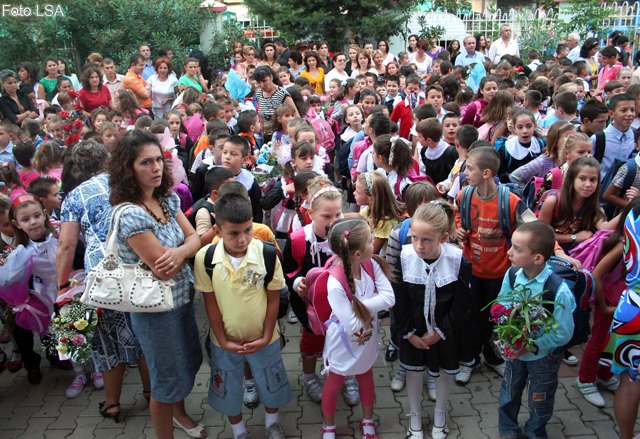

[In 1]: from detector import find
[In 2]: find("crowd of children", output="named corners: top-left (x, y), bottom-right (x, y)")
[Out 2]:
top-left (1, 30), bottom-right (640, 439)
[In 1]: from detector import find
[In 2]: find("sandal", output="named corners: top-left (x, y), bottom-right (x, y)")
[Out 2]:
top-left (173, 417), bottom-right (207, 438)
top-left (99, 402), bottom-right (121, 423)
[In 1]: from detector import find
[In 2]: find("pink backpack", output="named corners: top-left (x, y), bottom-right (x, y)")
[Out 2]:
top-left (569, 229), bottom-right (614, 272)
top-left (306, 108), bottom-right (336, 153)
top-left (306, 255), bottom-right (375, 336)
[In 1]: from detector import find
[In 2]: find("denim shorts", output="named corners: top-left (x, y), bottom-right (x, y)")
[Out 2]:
top-left (208, 340), bottom-right (292, 416)
top-left (130, 300), bottom-right (203, 404)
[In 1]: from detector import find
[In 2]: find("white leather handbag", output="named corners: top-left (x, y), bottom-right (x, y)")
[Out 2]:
top-left (80, 203), bottom-right (175, 312)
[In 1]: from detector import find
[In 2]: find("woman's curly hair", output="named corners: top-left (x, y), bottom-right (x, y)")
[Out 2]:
top-left (108, 129), bottom-right (173, 205)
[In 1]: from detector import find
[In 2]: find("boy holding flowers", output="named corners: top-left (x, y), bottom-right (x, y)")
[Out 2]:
top-left (496, 221), bottom-right (575, 439)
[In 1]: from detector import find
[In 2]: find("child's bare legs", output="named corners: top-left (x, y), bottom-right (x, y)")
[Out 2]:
top-left (614, 376), bottom-right (640, 439)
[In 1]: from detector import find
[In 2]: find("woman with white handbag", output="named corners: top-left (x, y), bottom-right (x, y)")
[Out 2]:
top-left (107, 130), bottom-right (205, 439)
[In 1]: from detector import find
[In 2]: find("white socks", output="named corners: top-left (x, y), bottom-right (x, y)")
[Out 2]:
top-left (265, 411), bottom-right (279, 428)
top-left (406, 370), bottom-right (424, 431)
top-left (434, 373), bottom-right (453, 427)
top-left (231, 421), bottom-right (247, 439)
top-left (322, 425), bottom-right (336, 439)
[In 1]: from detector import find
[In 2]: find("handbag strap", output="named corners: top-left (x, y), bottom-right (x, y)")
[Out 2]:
top-left (103, 202), bottom-right (135, 260)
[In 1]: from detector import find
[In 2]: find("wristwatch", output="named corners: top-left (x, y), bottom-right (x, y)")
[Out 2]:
top-left (571, 234), bottom-right (577, 243)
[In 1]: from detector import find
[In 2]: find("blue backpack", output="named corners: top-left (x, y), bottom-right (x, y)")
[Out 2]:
top-left (459, 185), bottom-right (513, 244)
top-left (599, 157), bottom-right (637, 220)
top-left (398, 218), bottom-right (412, 245)
top-left (507, 256), bottom-right (595, 348)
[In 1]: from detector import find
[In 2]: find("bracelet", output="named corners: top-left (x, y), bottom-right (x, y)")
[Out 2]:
top-left (58, 282), bottom-right (71, 290)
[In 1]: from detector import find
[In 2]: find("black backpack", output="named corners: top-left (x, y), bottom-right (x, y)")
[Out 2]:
top-left (188, 197), bottom-right (215, 229)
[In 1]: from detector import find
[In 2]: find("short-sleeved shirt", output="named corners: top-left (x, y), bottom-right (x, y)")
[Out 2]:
top-left (193, 238), bottom-right (286, 346)
top-left (177, 75), bottom-right (202, 93)
top-left (255, 86), bottom-right (290, 124)
top-left (360, 206), bottom-right (400, 247)
top-left (78, 86), bottom-right (112, 113)
top-left (611, 155), bottom-right (640, 190)
top-left (60, 173), bottom-right (112, 271)
top-left (115, 192), bottom-right (194, 307)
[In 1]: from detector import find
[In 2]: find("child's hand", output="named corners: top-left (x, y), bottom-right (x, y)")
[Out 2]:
top-left (456, 228), bottom-right (469, 243)
top-left (626, 187), bottom-right (640, 201)
top-left (240, 337), bottom-right (269, 355)
top-left (408, 334), bottom-right (430, 350)
top-left (421, 332), bottom-right (442, 346)
top-left (505, 346), bottom-right (528, 360)
top-left (222, 338), bottom-right (245, 354)
top-left (436, 182), bottom-right (447, 195)
top-left (576, 231), bottom-right (593, 243)
top-left (297, 279), bottom-right (308, 297)
top-left (284, 182), bottom-right (295, 194)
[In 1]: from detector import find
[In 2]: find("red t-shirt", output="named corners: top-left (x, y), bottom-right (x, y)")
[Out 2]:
top-left (78, 87), bottom-right (112, 113)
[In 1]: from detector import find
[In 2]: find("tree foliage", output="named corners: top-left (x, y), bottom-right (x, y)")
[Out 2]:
top-left (243, 0), bottom-right (419, 50)
top-left (0, 0), bottom-right (209, 73)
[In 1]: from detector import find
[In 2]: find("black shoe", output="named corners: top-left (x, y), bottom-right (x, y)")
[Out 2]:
top-left (378, 310), bottom-right (390, 319)
top-left (27, 368), bottom-right (42, 384)
top-left (385, 344), bottom-right (398, 362)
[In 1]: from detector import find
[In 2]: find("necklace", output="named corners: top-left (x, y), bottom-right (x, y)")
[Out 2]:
top-left (141, 198), bottom-right (170, 224)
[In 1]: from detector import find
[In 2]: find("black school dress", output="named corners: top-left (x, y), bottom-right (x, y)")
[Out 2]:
top-left (393, 242), bottom-right (474, 375)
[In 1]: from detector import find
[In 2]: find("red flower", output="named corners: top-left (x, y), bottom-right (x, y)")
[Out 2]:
top-left (490, 303), bottom-right (508, 322)
top-left (513, 336), bottom-right (525, 350)
top-left (59, 337), bottom-right (69, 343)
top-left (65, 133), bottom-right (81, 146)
top-left (63, 123), bottom-right (73, 133)
top-left (59, 111), bottom-right (70, 119)
top-left (73, 119), bottom-right (84, 129)
top-left (67, 91), bottom-right (78, 99)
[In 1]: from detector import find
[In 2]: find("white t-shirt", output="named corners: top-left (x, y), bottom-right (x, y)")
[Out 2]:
top-left (149, 74), bottom-right (178, 117)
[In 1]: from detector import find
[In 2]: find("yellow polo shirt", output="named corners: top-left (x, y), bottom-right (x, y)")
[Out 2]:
top-left (194, 238), bottom-right (285, 346)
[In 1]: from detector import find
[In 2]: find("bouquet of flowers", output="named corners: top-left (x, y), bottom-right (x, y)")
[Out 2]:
top-left (48, 272), bottom-right (97, 364)
top-left (487, 284), bottom-right (562, 360)
top-left (253, 141), bottom-right (283, 185)
top-left (59, 110), bottom-right (85, 146)
top-left (0, 244), bottom-right (13, 267)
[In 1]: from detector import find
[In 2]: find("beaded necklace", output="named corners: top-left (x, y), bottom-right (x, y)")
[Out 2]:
top-left (141, 198), bottom-right (170, 225)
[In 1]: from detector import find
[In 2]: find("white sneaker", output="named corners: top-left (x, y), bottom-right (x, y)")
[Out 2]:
top-left (304, 375), bottom-right (323, 402)
top-left (243, 379), bottom-right (260, 409)
top-left (287, 309), bottom-right (298, 324)
top-left (596, 376), bottom-right (620, 392)
top-left (485, 361), bottom-right (506, 377)
top-left (406, 428), bottom-right (424, 439)
top-left (562, 350), bottom-right (579, 366)
top-left (575, 379), bottom-right (605, 408)
top-left (455, 365), bottom-right (474, 384)
top-left (390, 369), bottom-right (406, 392)
top-left (425, 375), bottom-right (436, 401)
top-left (342, 376), bottom-right (360, 406)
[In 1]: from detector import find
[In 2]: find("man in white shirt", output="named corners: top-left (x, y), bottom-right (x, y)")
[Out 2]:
top-left (102, 58), bottom-right (125, 97)
top-left (455, 35), bottom-right (486, 67)
top-left (567, 33), bottom-right (582, 63)
top-left (488, 24), bottom-right (520, 64)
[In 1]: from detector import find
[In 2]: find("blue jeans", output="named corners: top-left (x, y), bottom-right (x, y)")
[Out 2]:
top-left (498, 347), bottom-right (562, 439)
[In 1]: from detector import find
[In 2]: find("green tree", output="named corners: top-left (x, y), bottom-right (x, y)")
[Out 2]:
top-left (555, 0), bottom-right (615, 40)
top-left (0, 0), bottom-right (210, 73)
top-left (243, 0), bottom-right (419, 50)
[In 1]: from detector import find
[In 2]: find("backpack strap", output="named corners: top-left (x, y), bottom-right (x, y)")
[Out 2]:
top-left (399, 218), bottom-right (412, 245)
top-left (361, 259), bottom-right (375, 281)
top-left (507, 266), bottom-right (517, 289)
top-left (204, 241), bottom-right (277, 286)
top-left (497, 185), bottom-right (512, 244)
top-left (262, 242), bottom-right (277, 287)
top-left (327, 264), bottom-right (354, 300)
top-left (460, 186), bottom-right (474, 231)
top-left (594, 131), bottom-right (606, 163)
top-left (621, 158), bottom-right (638, 193)
top-left (541, 271), bottom-right (564, 313)
top-left (549, 167), bottom-right (563, 190)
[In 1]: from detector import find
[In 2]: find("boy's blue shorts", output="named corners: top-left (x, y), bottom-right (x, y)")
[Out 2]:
top-left (207, 339), bottom-right (292, 416)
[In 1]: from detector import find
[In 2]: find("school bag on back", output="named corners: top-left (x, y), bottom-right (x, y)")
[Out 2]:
top-left (187, 197), bottom-right (215, 229)
top-left (459, 185), bottom-right (514, 243)
top-left (306, 255), bottom-right (374, 336)
top-left (599, 157), bottom-right (637, 220)
top-left (521, 167), bottom-right (563, 211)
top-left (307, 108), bottom-right (336, 153)
top-left (509, 255), bottom-right (595, 347)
